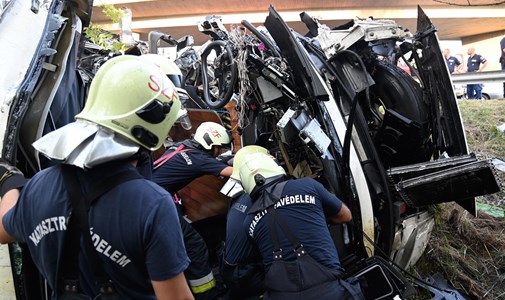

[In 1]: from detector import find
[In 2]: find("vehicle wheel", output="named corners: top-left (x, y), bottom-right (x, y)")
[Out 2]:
top-left (482, 93), bottom-right (490, 100)
top-left (369, 61), bottom-right (432, 167)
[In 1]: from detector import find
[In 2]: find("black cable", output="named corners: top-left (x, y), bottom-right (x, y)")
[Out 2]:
top-left (327, 50), bottom-right (369, 203)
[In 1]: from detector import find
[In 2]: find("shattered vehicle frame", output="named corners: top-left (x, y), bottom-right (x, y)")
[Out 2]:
top-left (0, 0), bottom-right (500, 298)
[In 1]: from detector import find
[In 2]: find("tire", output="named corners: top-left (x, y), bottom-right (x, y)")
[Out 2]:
top-left (369, 61), bottom-right (432, 167)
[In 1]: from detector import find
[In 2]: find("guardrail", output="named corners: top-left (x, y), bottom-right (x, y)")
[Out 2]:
top-left (451, 70), bottom-right (505, 85)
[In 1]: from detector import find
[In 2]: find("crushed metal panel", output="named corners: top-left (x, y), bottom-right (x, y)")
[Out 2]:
top-left (0, 0), bottom-right (54, 157)
top-left (390, 211), bottom-right (434, 269)
top-left (264, 5), bottom-right (328, 100)
top-left (389, 154), bottom-right (497, 215)
top-left (414, 5), bottom-right (468, 157)
top-left (394, 160), bottom-right (500, 207)
top-left (388, 154), bottom-right (478, 181)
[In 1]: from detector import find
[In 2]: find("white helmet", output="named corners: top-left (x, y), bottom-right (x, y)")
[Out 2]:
top-left (194, 122), bottom-right (231, 150)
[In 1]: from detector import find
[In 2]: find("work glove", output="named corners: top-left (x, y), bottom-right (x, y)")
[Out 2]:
top-left (0, 158), bottom-right (27, 198)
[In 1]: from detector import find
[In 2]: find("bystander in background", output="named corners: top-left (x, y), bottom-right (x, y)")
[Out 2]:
top-left (466, 47), bottom-right (488, 100)
top-left (443, 48), bottom-right (462, 74)
top-left (500, 36), bottom-right (505, 98)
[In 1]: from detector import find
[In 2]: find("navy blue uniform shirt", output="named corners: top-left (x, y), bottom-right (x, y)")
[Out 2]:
top-left (224, 193), bottom-right (260, 264)
top-left (445, 56), bottom-right (461, 73)
top-left (467, 54), bottom-right (487, 72)
top-left (3, 163), bottom-right (189, 299)
top-left (152, 141), bottom-right (228, 194)
top-left (242, 178), bottom-right (344, 274)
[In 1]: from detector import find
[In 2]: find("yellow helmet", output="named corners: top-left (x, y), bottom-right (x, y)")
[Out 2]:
top-left (75, 55), bottom-right (181, 150)
top-left (194, 122), bottom-right (231, 150)
top-left (238, 152), bottom-right (286, 195)
top-left (139, 54), bottom-right (191, 129)
top-left (231, 145), bottom-right (269, 180)
top-left (139, 53), bottom-right (183, 88)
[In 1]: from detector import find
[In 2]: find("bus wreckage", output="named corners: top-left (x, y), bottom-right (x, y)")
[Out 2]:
top-left (0, 0), bottom-right (501, 298)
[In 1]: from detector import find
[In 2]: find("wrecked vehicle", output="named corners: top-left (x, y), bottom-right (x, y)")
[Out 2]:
top-left (0, 0), bottom-right (500, 298)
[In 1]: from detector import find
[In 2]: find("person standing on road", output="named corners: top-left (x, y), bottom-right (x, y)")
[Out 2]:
top-left (152, 121), bottom-right (233, 300)
top-left (500, 36), bottom-right (505, 98)
top-left (0, 56), bottom-right (194, 299)
top-left (466, 47), bottom-right (488, 100)
top-left (443, 48), bottom-right (462, 74)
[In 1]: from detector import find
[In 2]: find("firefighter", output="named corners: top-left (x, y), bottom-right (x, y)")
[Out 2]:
top-left (137, 53), bottom-right (192, 179)
top-left (233, 152), bottom-right (364, 300)
top-left (221, 145), bottom-right (270, 299)
top-left (0, 55), bottom-right (193, 299)
top-left (152, 121), bottom-right (232, 299)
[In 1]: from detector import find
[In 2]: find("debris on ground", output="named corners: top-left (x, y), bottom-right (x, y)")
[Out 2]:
top-left (411, 100), bottom-right (505, 300)
top-left (412, 203), bottom-right (505, 299)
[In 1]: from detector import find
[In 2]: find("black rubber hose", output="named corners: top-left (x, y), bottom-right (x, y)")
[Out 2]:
top-left (200, 40), bottom-right (238, 109)
top-left (240, 20), bottom-right (281, 57)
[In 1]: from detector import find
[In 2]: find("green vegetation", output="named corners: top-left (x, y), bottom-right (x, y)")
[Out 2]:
top-left (411, 99), bottom-right (505, 299)
top-left (83, 4), bottom-right (127, 53)
top-left (459, 100), bottom-right (505, 159)
top-left (100, 4), bottom-right (125, 23)
top-left (460, 99), bottom-right (505, 203)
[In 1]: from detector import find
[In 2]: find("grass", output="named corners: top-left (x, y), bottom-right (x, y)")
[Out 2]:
top-left (412, 205), bottom-right (505, 299)
top-left (458, 100), bottom-right (505, 159)
top-left (459, 100), bottom-right (505, 204)
top-left (410, 99), bottom-right (505, 299)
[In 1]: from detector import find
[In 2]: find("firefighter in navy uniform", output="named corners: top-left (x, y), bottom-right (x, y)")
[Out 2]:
top-left (152, 121), bottom-right (232, 299)
top-left (0, 56), bottom-right (193, 299)
top-left (221, 146), bottom-right (271, 299)
top-left (232, 152), bottom-right (364, 300)
top-left (132, 53), bottom-right (191, 180)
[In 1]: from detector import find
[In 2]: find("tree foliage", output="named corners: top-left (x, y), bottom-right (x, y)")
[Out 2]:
top-left (83, 4), bottom-right (127, 53)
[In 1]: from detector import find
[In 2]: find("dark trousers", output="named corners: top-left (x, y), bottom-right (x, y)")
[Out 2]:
top-left (177, 206), bottom-right (220, 299)
top-left (467, 83), bottom-right (482, 100)
top-left (264, 254), bottom-right (364, 300)
top-left (502, 64), bottom-right (505, 98)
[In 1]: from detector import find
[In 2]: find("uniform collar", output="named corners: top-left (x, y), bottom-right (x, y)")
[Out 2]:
top-left (249, 176), bottom-right (288, 214)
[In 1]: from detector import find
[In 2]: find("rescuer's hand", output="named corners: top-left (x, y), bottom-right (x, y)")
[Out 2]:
top-left (0, 158), bottom-right (27, 198)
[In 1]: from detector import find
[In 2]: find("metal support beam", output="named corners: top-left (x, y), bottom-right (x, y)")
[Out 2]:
top-left (451, 70), bottom-right (505, 85)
